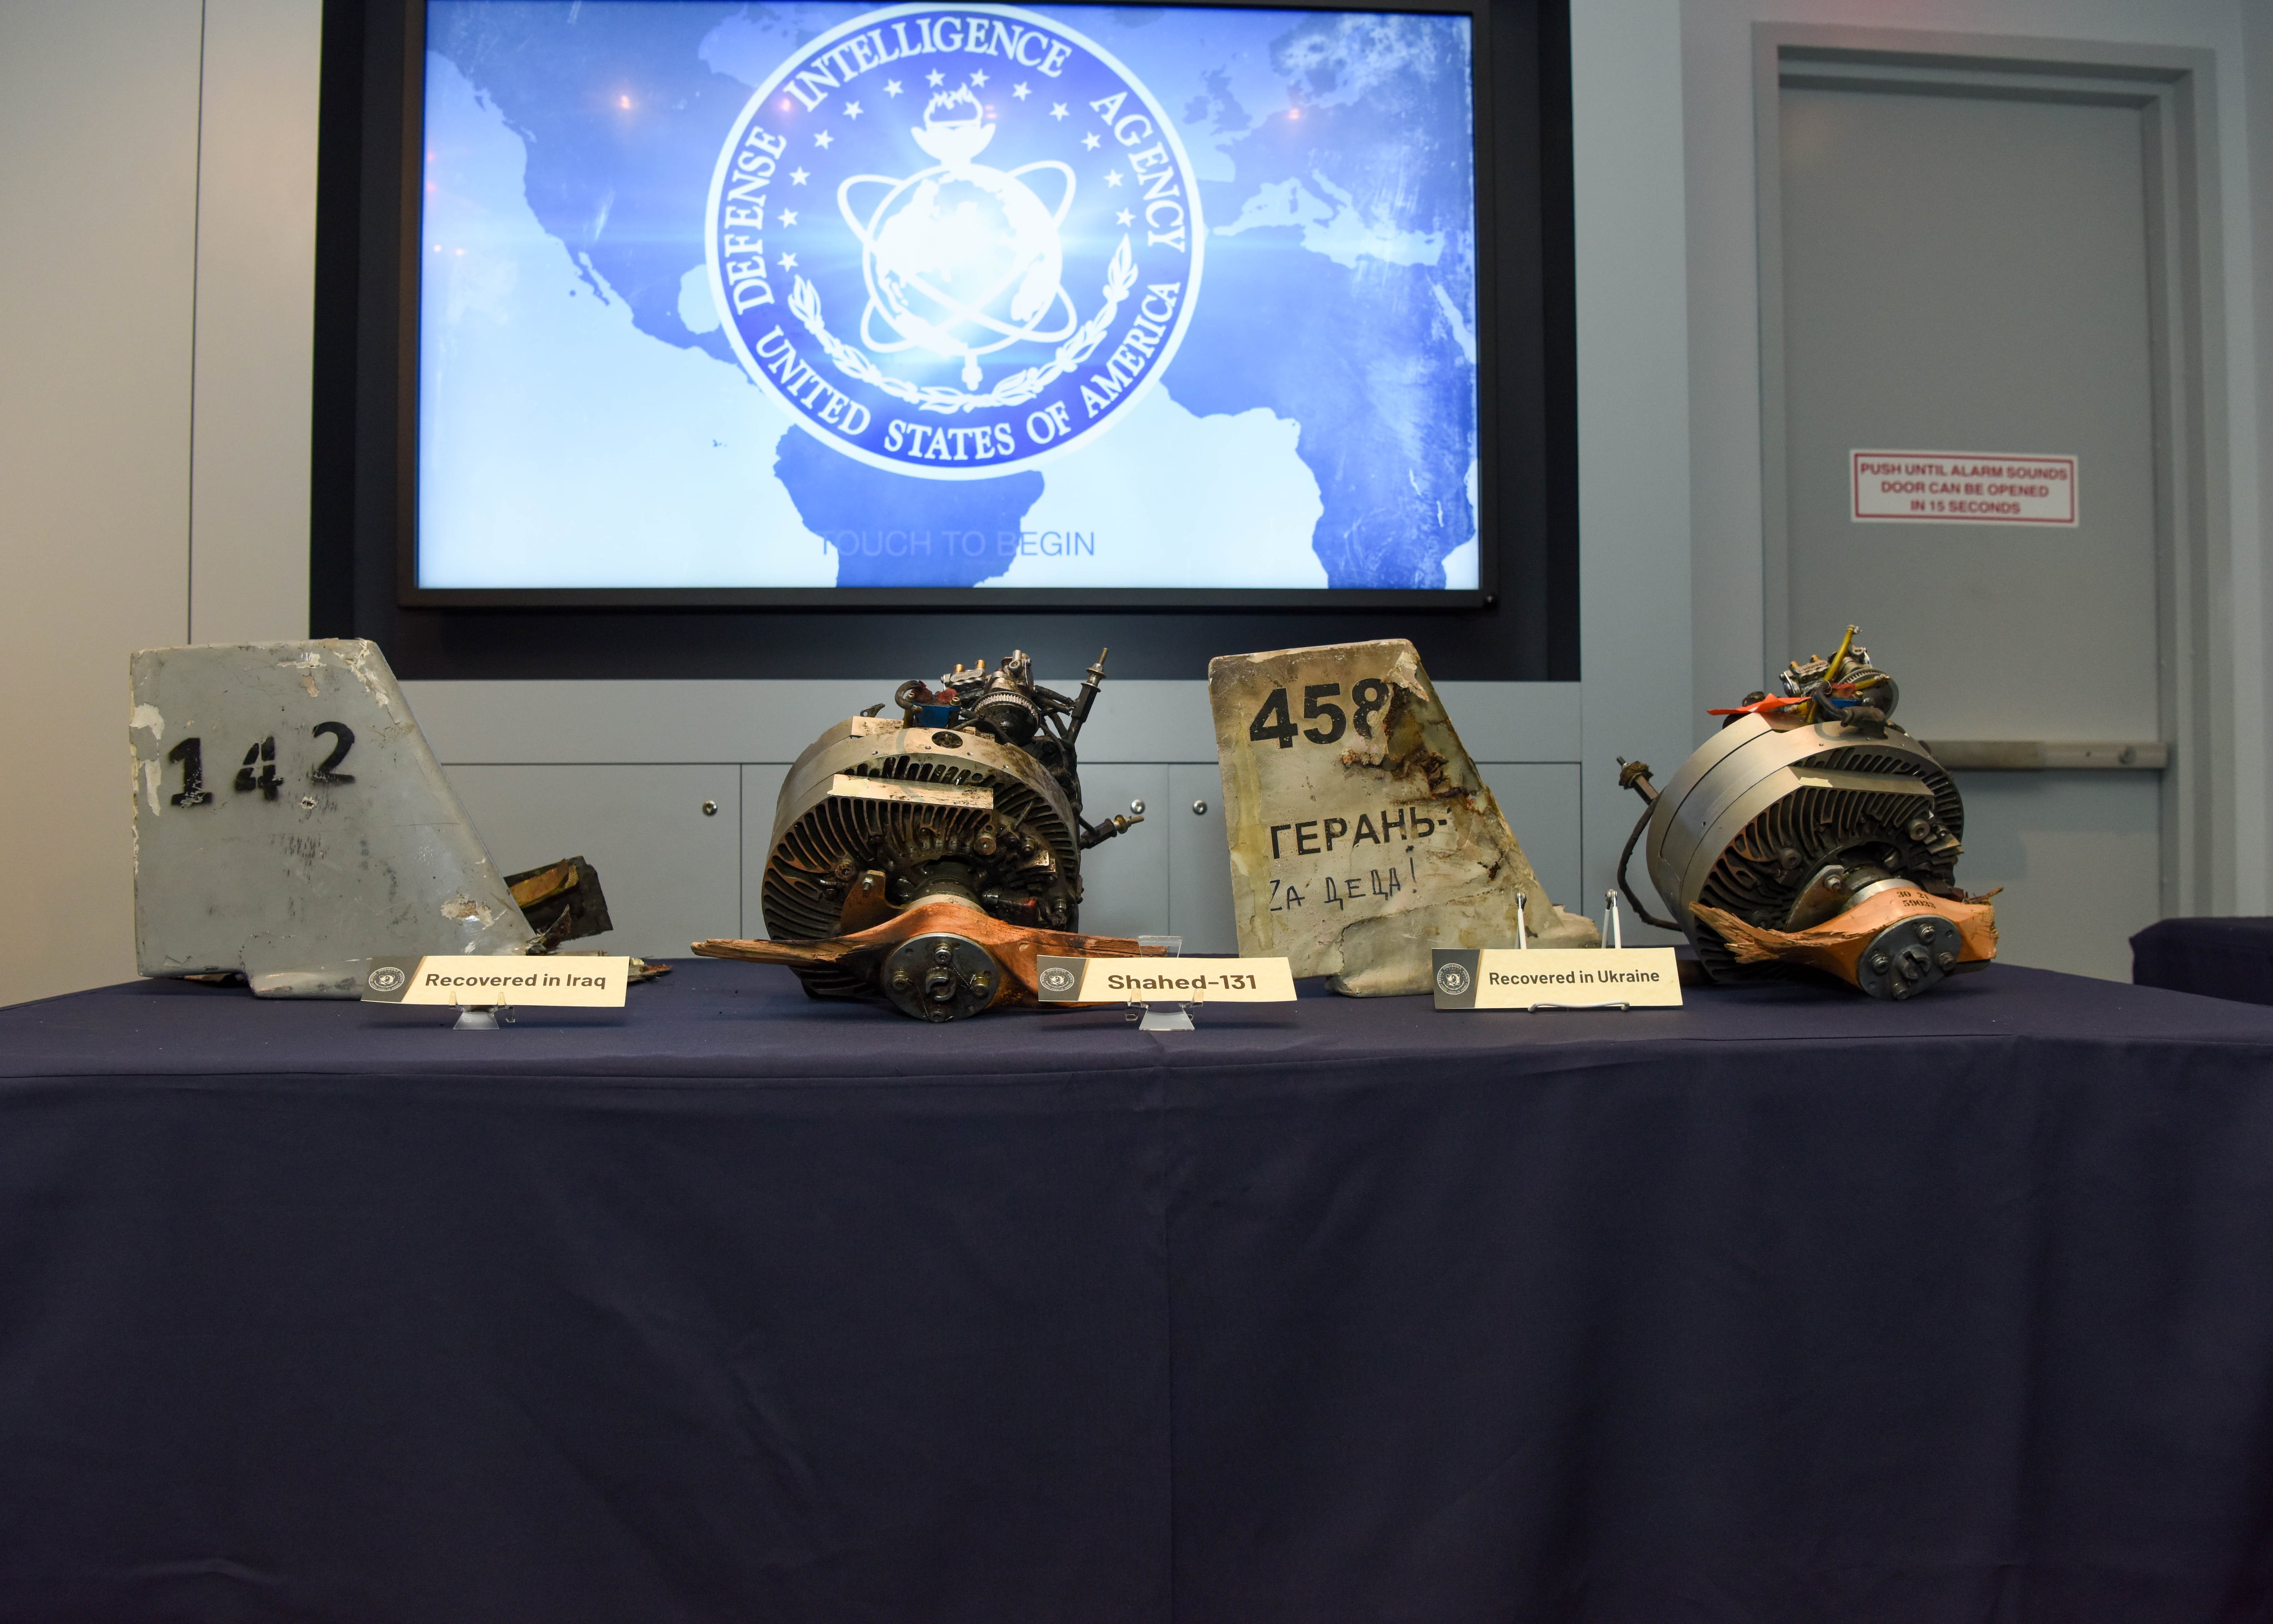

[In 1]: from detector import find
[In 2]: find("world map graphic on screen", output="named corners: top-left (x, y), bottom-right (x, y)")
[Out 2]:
top-left (418, 0), bottom-right (1478, 590)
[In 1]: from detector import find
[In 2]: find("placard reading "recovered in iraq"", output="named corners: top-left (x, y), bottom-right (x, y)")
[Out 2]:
top-left (360, 956), bottom-right (631, 1007)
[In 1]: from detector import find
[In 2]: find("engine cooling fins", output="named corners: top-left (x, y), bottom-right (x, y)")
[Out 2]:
top-left (703, 650), bottom-right (1150, 1020)
top-left (1618, 627), bottom-right (1998, 1000)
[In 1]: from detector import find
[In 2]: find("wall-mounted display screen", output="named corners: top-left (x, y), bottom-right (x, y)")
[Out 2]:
top-left (417, 0), bottom-right (1480, 593)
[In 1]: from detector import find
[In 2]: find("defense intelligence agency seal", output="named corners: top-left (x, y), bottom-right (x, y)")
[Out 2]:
top-left (706, 3), bottom-right (1204, 479)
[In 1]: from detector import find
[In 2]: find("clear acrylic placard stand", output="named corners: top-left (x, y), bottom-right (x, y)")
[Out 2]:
top-left (455, 1003), bottom-right (515, 1030)
top-left (1129, 935), bottom-right (1196, 1032)
top-left (1518, 891), bottom-right (1636, 1012)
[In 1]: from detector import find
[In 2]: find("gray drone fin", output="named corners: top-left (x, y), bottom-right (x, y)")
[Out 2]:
top-left (129, 640), bottom-right (534, 996)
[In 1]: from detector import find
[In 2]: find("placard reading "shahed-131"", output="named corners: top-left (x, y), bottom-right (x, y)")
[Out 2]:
top-left (1431, 947), bottom-right (1682, 1009)
top-left (1034, 956), bottom-right (1297, 1004)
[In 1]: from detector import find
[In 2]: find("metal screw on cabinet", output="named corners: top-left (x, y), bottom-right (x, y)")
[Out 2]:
top-left (1192, 799), bottom-right (1208, 815)
top-left (701, 800), bottom-right (719, 817)
top-left (1129, 799), bottom-right (1146, 815)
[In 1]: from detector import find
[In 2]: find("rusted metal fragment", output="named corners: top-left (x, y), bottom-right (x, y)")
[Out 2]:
top-left (507, 859), bottom-right (579, 908)
top-left (1209, 639), bottom-right (1597, 995)
top-left (505, 855), bottom-right (614, 948)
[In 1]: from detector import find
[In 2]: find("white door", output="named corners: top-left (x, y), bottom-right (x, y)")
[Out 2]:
top-left (1767, 50), bottom-right (2198, 979)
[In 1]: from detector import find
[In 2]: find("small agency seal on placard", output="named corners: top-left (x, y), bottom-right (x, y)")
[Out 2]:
top-left (706, 2), bottom-right (1203, 479)
top-left (1434, 961), bottom-right (1472, 997)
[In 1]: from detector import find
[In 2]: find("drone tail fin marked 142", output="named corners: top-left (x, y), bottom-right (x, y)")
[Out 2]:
top-left (129, 640), bottom-right (536, 997)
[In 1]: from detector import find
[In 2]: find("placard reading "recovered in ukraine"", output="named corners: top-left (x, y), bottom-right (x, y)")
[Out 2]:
top-left (1431, 947), bottom-right (1682, 1010)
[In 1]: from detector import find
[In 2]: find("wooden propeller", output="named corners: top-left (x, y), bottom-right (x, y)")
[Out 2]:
top-left (692, 895), bottom-right (1166, 1013)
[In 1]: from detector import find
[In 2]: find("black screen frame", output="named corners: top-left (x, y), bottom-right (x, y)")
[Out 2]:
top-left (312, 0), bottom-right (1577, 679)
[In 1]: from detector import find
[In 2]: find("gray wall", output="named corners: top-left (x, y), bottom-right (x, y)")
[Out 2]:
top-left (0, 0), bottom-right (319, 1007)
top-left (4, 0), bottom-right (2268, 1003)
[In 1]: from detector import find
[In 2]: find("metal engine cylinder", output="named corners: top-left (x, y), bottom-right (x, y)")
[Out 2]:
top-left (741, 649), bottom-right (1143, 1018)
top-left (1623, 631), bottom-right (1995, 999)
top-left (1644, 712), bottom-right (1967, 987)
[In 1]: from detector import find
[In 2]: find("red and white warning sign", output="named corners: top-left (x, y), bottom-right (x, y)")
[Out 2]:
top-left (1851, 450), bottom-right (2078, 526)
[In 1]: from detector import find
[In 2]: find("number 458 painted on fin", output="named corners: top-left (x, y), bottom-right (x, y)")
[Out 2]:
top-left (1247, 679), bottom-right (1392, 749)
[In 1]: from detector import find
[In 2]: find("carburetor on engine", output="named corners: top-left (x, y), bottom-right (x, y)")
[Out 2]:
top-left (1615, 627), bottom-right (1998, 1000)
top-left (692, 650), bottom-right (1159, 1019)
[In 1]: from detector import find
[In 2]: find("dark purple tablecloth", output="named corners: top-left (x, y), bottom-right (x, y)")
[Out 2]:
top-left (2133, 915), bottom-right (2273, 1007)
top-left (2, 960), bottom-right (2271, 1621)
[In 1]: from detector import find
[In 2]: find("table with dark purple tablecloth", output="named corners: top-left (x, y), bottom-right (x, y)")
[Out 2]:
top-left (2133, 915), bottom-right (2273, 1007)
top-left (2, 960), bottom-right (2271, 1621)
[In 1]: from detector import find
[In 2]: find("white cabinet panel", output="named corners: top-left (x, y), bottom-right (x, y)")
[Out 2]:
top-left (442, 764), bottom-right (741, 957)
top-left (1073, 763), bottom-right (1170, 939)
top-left (1168, 762), bottom-right (1237, 953)
top-left (1475, 763), bottom-right (1584, 919)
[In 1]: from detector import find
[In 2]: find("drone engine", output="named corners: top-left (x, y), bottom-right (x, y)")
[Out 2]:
top-left (698, 649), bottom-right (1153, 1019)
top-left (1617, 628), bottom-right (1997, 1000)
